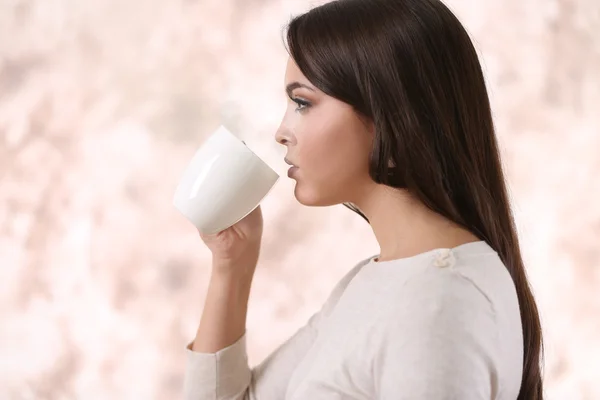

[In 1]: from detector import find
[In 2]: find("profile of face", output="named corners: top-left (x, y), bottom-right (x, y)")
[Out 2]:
top-left (275, 58), bottom-right (374, 207)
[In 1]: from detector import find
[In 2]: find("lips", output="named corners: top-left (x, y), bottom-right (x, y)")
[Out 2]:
top-left (287, 166), bottom-right (299, 178)
top-left (285, 158), bottom-right (299, 178)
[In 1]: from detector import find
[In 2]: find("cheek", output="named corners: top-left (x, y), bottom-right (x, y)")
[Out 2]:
top-left (293, 139), bottom-right (367, 207)
top-left (291, 103), bottom-right (373, 203)
top-left (300, 128), bottom-right (369, 189)
top-left (300, 129), bottom-right (343, 172)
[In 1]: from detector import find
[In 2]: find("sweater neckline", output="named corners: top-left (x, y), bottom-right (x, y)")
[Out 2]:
top-left (368, 240), bottom-right (494, 266)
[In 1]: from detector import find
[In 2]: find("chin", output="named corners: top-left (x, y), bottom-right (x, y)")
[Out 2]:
top-left (293, 183), bottom-right (338, 207)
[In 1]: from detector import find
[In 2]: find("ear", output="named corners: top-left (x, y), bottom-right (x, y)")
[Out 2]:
top-left (367, 120), bottom-right (376, 136)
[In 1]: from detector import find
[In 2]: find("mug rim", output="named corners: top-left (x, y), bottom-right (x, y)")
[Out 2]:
top-left (215, 125), bottom-right (279, 177)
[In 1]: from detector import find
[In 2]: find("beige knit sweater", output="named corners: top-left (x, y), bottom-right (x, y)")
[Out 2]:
top-left (183, 241), bottom-right (523, 399)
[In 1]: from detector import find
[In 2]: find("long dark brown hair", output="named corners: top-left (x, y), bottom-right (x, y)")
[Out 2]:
top-left (284, 0), bottom-right (543, 398)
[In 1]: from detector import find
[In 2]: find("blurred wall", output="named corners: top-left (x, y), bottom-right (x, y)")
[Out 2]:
top-left (0, 0), bottom-right (599, 399)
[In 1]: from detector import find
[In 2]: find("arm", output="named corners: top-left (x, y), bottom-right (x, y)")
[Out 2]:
top-left (184, 259), bottom-right (369, 400)
top-left (183, 268), bottom-right (254, 400)
top-left (375, 270), bottom-right (500, 400)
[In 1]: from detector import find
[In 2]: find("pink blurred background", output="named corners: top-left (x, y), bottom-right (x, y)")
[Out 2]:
top-left (1, 0), bottom-right (599, 398)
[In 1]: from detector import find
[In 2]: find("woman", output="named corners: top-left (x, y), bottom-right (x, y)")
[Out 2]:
top-left (183, 0), bottom-right (544, 399)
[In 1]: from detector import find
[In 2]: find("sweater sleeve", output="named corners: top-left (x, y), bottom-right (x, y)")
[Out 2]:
top-left (375, 269), bottom-right (501, 400)
top-left (183, 259), bottom-right (369, 400)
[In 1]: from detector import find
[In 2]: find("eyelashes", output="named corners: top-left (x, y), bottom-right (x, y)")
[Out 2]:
top-left (289, 96), bottom-right (311, 113)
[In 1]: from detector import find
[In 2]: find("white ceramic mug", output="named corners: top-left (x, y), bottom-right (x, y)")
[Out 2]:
top-left (173, 125), bottom-right (279, 234)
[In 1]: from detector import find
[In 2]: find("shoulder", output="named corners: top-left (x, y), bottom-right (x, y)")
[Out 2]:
top-left (364, 243), bottom-right (523, 340)
top-left (370, 242), bottom-right (518, 317)
top-left (383, 259), bottom-right (497, 331)
top-left (363, 245), bottom-right (523, 398)
top-left (319, 256), bottom-right (375, 315)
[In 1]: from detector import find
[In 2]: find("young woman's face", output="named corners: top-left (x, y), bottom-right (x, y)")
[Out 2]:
top-left (275, 58), bottom-right (374, 206)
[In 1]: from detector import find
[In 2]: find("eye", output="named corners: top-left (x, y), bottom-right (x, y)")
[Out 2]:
top-left (290, 97), bottom-right (311, 113)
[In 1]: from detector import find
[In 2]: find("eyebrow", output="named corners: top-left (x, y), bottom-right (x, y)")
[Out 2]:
top-left (286, 82), bottom-right (315, 97)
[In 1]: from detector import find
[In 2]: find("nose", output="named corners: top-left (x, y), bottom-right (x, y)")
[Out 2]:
top-left (275, 124), bottom-right (295, 146)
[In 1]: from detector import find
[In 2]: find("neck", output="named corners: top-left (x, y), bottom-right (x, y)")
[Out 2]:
top-left (353, 184), bottom-right (480, 262)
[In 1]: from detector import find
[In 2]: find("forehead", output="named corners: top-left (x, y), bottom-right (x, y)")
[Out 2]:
top-left (284, 58), bottom-right (308, 83)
